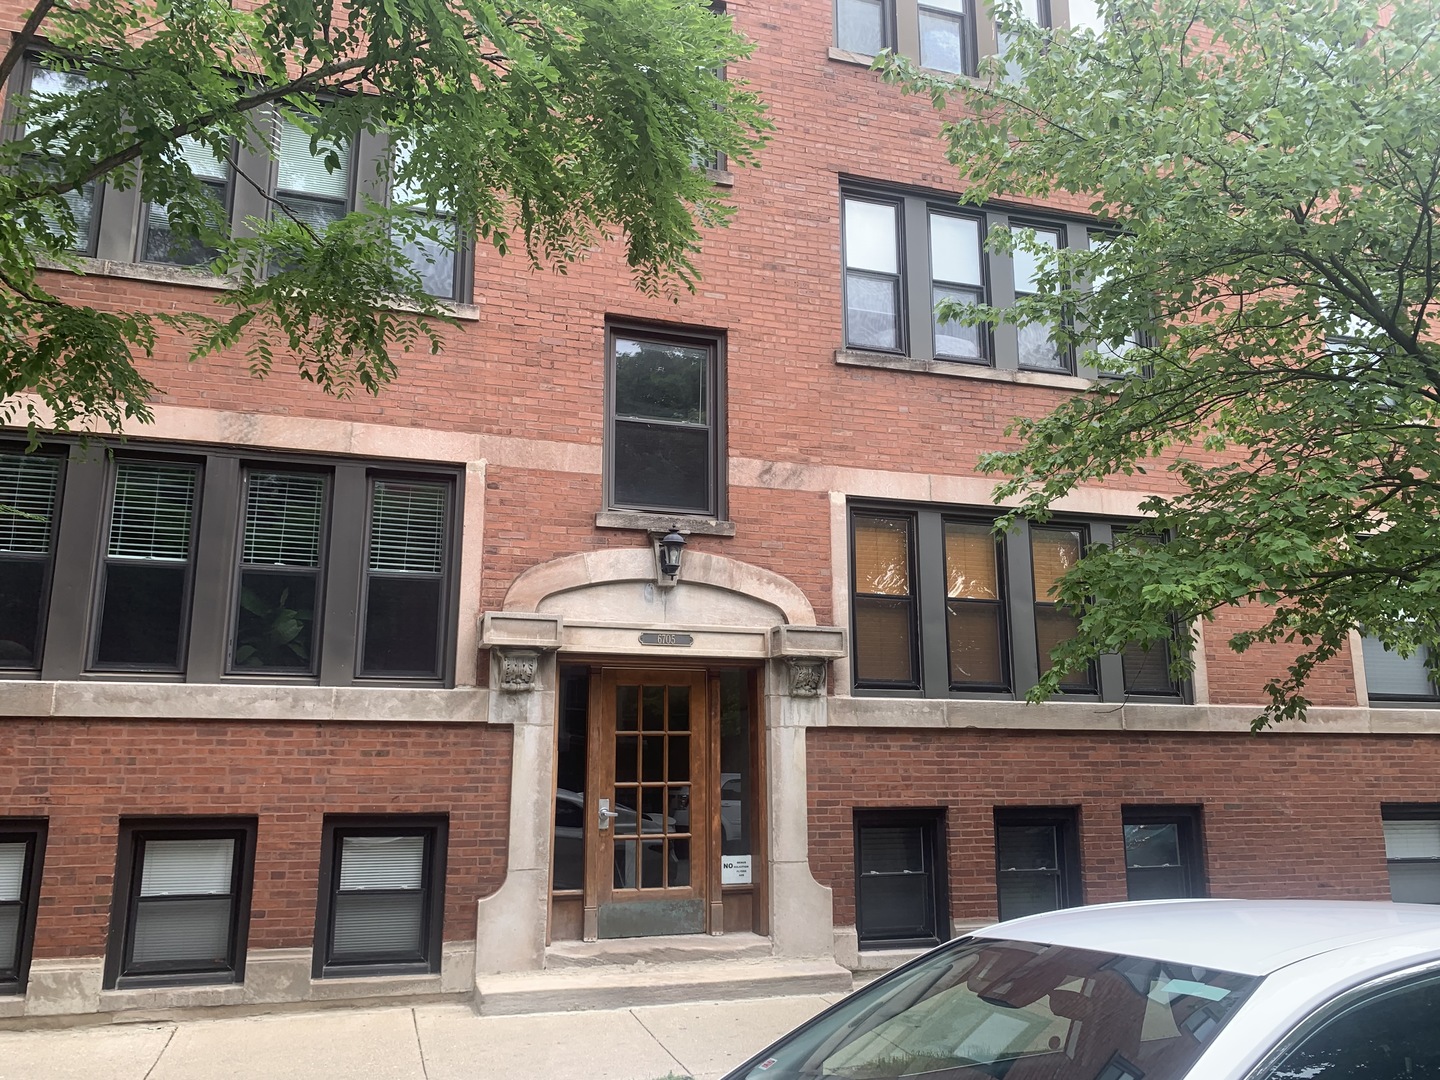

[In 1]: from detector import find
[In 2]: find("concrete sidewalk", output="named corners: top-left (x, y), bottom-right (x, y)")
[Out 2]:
top-left (0, 993), bottom-right (841, 1080)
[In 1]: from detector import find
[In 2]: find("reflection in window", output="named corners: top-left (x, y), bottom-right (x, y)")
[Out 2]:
top-left (1030, 526), bottom-right (1094, 692)
top-left (274, 114), bottom-right (351, 232)
top-left (232, 470), bottom-right (327, 673)
top-left (836, 0), bottom-right (889, 55)
top-left (930, 213), bottom-right (986, 361)
top-left (22, 67), bottom-right (98, 254)
top-left (852, 513), bottom-right (918, 687)
top-left (1013, 226), bottom-right (1068, 372)
top-left (361, 477), bottom-right (451, 678)
top-left (844, 198), bottom-right (903, 351)
top-left (608, 331), bottom-right (720, 515)
top-left (143, 135), bottom-right (232, 266)
top-left (945, 521), bottom-right (1007, 689)
top-left (919, 0), bottom-right (970, 73)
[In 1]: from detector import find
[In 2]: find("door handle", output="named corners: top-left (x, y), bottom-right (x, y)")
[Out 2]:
top-left (598, 798), bottom-right (620, 830)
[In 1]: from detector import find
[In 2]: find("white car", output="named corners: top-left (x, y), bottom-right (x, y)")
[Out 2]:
top-left (723, 899), bottom-right (1440, 1079)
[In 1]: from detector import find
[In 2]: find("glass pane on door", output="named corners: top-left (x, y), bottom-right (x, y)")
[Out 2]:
top-left (611, 681), bottom-right (694, 892)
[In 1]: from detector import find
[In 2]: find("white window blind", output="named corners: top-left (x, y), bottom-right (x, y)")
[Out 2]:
top-left (333, 894), bottom-right (423, 954)
top-left (131, 897), bottom-right (232, 965)
top-left (368, 481), bottom-right (446, 574)
top-left (242, 471), bottom-right (325, 566)
top-left (1385, 820), bottom-right (1440, 861)
top-left (0, 453), bottom-right (59, 555)
top-left (276, 117), bottom-right (349, 199)
top-left (0, 843), bottom-right (25, 902)
top-left (107, 462), bottom-right (197, 561)
top-left (339, 835), bottom-right (424, 891)
top-left (139, 838), bottom-right (234, 896)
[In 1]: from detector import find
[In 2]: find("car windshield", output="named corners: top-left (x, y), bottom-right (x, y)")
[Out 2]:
top-left (735, 936), bottom-right (1260, 1080)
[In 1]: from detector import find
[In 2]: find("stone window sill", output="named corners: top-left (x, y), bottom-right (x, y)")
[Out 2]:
top-left (706, 166), bottom-right (736, 188)
top-left (36, 255), bottom-right (482, 321)
top-left (595, 510), bottom-right (737, 537)
top-left (835, 349), bottom-right (1091, 391)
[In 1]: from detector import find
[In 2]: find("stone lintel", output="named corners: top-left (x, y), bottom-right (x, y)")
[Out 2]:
top-left (770, 625), bottom-right (847, 660)
top-left (479, 611), bottom-right (563, 650)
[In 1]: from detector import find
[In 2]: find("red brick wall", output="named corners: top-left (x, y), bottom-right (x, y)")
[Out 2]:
top-left (809, 727), bottom-right (1433, 927)
top-left (0, 719), bottom-right (511, 958)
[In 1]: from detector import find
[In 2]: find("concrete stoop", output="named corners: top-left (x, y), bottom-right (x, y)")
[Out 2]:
top-left (474, 952), bottom-right (853, 1016)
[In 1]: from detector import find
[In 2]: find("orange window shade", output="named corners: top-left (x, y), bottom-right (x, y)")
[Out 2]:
top-left (854, 516), bottom-right (911, 596)
top-left (1031, 528), bottom-right (1082, 600)
top-left (945, 522), bottom-right (998, 600)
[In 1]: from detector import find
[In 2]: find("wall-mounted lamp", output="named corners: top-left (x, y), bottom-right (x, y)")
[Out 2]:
top-left (654, 525), bottom-right (687, 585)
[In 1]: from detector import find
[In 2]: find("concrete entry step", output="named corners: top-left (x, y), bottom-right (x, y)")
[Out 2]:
top-left (475, 956), bottom-right (854, 1015)
top-left (544, 931), bottom-right (775, 969)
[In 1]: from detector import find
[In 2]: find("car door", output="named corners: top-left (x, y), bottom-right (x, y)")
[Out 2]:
top-left (1244, 964), bottom-right (1440, 1079)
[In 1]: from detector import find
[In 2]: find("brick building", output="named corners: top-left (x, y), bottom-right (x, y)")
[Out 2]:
top-left (2, 0), bottom-right (1438, 1022)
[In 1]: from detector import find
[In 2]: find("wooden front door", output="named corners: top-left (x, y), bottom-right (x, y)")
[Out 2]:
top-left (586, 669), bottom-right (709, 939)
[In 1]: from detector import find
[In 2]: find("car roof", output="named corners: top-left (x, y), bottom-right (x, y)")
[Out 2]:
top-left (975, 899), bottom-right (1440, 977)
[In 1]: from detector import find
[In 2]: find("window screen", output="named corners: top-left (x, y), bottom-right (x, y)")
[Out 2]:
top-left (1383, 814), bottom-right (1440, 904)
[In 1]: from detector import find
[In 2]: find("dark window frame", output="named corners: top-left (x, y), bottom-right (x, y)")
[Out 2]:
top-left (849, 510), bottom-right (922, 691)
top-left (1029, 522), bottom-right (1096, 693)
top-left (849, 501), bottom-right (1189, 703)
top-left (312, 815), bottom-right (448, 979)
top-left (603, 320), bottom-right (727, 520)
top-left (104, 817), bottom-right (257, 990)
top-left (226, 464), bottom-right (333, 678)
top-left (841, 192), bottom-right (908, 355)
top-left (0, 448), bottom-right (66, 673)
top-left (8, 58), bottom-right (105, 257)
top-left (88, 453), bottom-right (205, 675)
top-left (3, 57), bottom-right (473, 302)
top-left (3, 437), bottom-right (462, 688)
top-left (839, 183), bottom-right (1097, 374)
top-left (0, 819), bottom-right (47, 995)
top-left (1009, 217), bottom-right (1075, 376)
top-left (853, 808), bottom-right (950, 950)
top-left (1121, 805), bottom-right (1205, 901)
top-left (993, 806), bottom-right (1081, 922)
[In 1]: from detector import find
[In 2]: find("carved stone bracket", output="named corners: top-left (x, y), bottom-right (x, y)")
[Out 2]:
top-left (786, 658), bottom-right (827, 698)
top-left (497, 649), bottom-right (541, 693)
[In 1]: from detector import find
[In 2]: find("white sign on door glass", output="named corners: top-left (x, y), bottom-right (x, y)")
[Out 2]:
top-left (721, 854), bottom-right (752, 885)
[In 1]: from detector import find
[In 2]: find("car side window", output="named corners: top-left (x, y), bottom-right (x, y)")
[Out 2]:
top-left (1257, 971), bottom-right (1440, 1079)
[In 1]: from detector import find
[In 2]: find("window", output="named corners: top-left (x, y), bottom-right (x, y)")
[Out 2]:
top-left (994, 808), bottom-right (1080, 921)
top-left (105, 819), bottom-right (256, 989)
top-left (313, 816), bottom-right (447, 978)
top-left (919, 0), bottom-right (972, 73)
top-left (840, 187), bottom-right (1097, 375)
top-left (389, 141), bottom-right (470, 302)
top-left (2, 440), bottom-right (460, 685)
top-left (1255, 971), bottom-right (1440, 1080)
top-left (5, 61), bottom-right (472, 299)
top-left (0, 821), bottom-right (46, 995)
top-left (605, 324), bottom-right (725, 518)
top-left (0, 451), bottom-right (62, 670)
top-left (854, 810), bottom-right (949, 949)
top-left (15, 63), bottom-right (99, 255)
top-left (1362, 634), bottom-right (1438, 704)
top-left (231, 469), bottom-right (327, 674)
top-left (93, 459), bottom-right (201, 672)
top-left (273, 112), bottom-right (352, 231)
top-left (1012, 224), bottom-right (1070, 372)
top-left (1382, 807), bottom-right (1440, 904)
top-left (1122, 807), bottom-right (1204, 900)
top-left (141, 134), bottom-right (233, 266)
top-left (836, 0), bottom-right (893, 55)
top-left (850, 503), bottom-right (1185, 701)
top-left (1030, 525), bottom-right (1094, 692)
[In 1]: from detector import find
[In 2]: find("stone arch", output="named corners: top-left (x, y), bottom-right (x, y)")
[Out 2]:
top-left (502, 547), bottom-right (817, 627)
